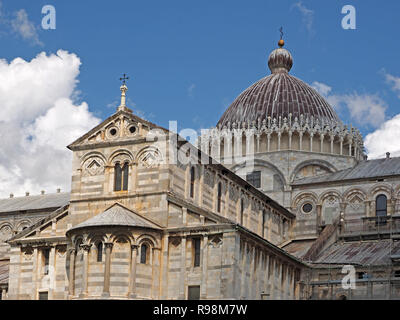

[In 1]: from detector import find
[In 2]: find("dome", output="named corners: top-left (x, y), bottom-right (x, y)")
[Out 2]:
top-left (217, 43), bottom-right (341, 127)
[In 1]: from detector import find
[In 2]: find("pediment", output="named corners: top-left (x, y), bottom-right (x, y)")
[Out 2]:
top-left (67, 110), bottom-right (168, 150)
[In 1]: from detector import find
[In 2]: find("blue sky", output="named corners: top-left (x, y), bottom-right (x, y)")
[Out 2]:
top-left (2, 0), bottom-right (400, 132)
top-left (1, 0), bottom-right (400, 196)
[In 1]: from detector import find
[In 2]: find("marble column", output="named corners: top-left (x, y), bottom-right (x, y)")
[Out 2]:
top-left (80, 244), bottom-right (91, 298)
top-left (200, 235), bottom-right (208, 299)
top-left (102, 242), bottom-right (113, 297)
top-left (48, 246), bottom-right (56, 299)
top-left (128, 245), bottom-right (138, 298)
top-left (68, 248), bottom-right (76, 298)
top-left (179, 236), bottom-right (187, 299)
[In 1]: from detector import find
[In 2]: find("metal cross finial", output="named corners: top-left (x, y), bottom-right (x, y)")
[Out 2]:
top-left (120, 73), bottom-right (129, 85)
top-left (279, 27), bottom-right (283, 40)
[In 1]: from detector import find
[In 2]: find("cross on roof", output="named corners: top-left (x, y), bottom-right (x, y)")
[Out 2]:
top-left (120, 73), bottom-right (129, 85)
top-left (279, 26), bottom-right (283, 40)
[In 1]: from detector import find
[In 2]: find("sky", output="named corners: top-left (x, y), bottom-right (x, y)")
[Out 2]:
top-left (0, 0), bottom-right (400, 197)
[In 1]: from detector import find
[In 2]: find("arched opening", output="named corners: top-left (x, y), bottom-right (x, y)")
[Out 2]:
top-left (114, 162), bottom-right (129, 191)
top-left (96, 242), bottom-right (103, 262)
top-left (217, 182), bottom-right (222, 213)
top-left (140, 244), bottom-right (149, 264)
top-left (376, 194), bottom-right (387, 225)
top-left (190, 166), bottom-right (195, 198)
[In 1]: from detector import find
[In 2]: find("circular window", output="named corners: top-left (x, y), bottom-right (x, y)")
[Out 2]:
top-left (302, 203), bottom-right (313, 214)
top-left (129, 126), bottom-right (137, 134)
top-left (110, 128), bottom-right (117, 136)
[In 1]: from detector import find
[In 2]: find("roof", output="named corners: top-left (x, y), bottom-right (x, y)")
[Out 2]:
top-left (0, 259), bottom-right (9, 286)
top-left (314, 239), bottom-right (400, 266)
top-left (292, 156), bottom-right (400, 186)
top-left (68, 203), bottom-right (162, 232)
top-left (283, 239), bottom-right (315, 259)
top-left (0, 192), bottom-right (70, 214)
top-left (217, 46), bottom-right (340, 127)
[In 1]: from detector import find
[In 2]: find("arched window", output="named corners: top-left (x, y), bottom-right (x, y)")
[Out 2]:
top-left (376, 194), bottom-right (387, 225)
top-left (140, 244), bottom-right (148, 264)
top-left (240, 198), bottom-right (244, 225)
top-left (97, 242), bottom-right (103, 262)
top-left (217, 182), bottom-right (222, 213)
top-left (114, 162), bottom-right (129, 191)
top-left (262, 210), bottom-right (266, 238)
top-left (190, 166), bottom-right (195, 198)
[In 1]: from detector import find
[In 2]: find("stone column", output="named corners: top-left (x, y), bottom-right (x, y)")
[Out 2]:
top-left (249, 246), bottom-right (255, 298)
top-left (267, 133), bottom-right (271, 152)
top-left (316, 204), bottom-right (322, 229)
top-left (179, 236), bottom-right (187, 299)
top-left (1, 288), bottom-right (6, 300)
top-left (330, 135), bottom-right (334, 154)
top-left (48, 246), bottom-right (56, 299)
top-left (348, 141), bottom-right (352, 156)
top-left (32, 247), bottom-right (38, 300)
top-left (160, 235), bottom-right (169, 299)
top-left (340, 137), bottom-right (343, 155)
top-left (80, 244), bottom-right (91, 298)
top-left (277, 261), bottom-right (283, 299)
top-left (128, 245), bottom-right (138, 298)
top-left (288, 132), bottom-right (292, 149)
top-left (277, 132), bottom-right (281, 151)
top-left (102, 242), bottom-right (113, 297)
top-left (256, 134), bottom-right (260, 153)
top-left (299, 132), bottom-right (303, 151)
top-left (240, 242), bottom-right (247, 299)
top-left (320, 135), bottom-right (324, 153)
top-left (68, 248), bottom-right (76, 298)
top-left (263, 254), bottom-right (270, 299)
top-left (200, 235), bottom-right (208, 299)
top-left (310, 133), bottom-right (313, 152)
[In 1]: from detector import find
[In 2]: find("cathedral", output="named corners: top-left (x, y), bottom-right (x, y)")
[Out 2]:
top-left (0, 38), bottom-right (399, 300)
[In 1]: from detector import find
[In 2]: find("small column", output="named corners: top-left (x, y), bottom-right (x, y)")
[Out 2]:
top-left (200, 235), bottom-right (208, 299)
top-left (340, 137), bottom-right (343, 155)
top-left (1, 288), bottom-right (6, 300)
top-left (330, 135), bottom-right (334, 154)
top-left (277, 261), bottom-right (283, 299)
top-left (320, 135), bottom-right (324, 153)
top-left (240, 242), bottom-right (247, 299)
top-left (128, 245), bottom-right (138, 298)
top-left (256, 134), bottom-right (260, 153)
top-left (277, 132), bottom-right (281, 151)
top-left (48, 246), bottom-right (56, 299)
top-left (32, 247), bottom-right (38, 300)
top-left (249, 246), bottom-right (255, 298)
top-left (160, 235), bottom-right (169, 299)
top-left (263, 254), bottom-right (270, 299)
top-left (288, 131), bottom-right (292, 149)
top-left (299, 132), bottom-right (303, 151)
top-left (348, 141), bottom-right (352, 156)
top-left (179, 236), bottom-right (187, 299)
top-left (310, 133), bottom-right (313, 152)
top-left (267, 133), bottom-right (271, 152)
top-left (102, 242), bottom-right (113, 297)
top-left (68, 248), bottom-right (76, 298)
top-left (80, 244), bottom-right (91, 298)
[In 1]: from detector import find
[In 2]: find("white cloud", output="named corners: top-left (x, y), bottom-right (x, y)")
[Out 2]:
top-left (188, 83), bottom-right (195, 97)
top-left (11, 9), bottom-right (42, 46)
top-left (384, 72), bottom-right (400, 98)
top-left (364, 114), bottom-right (400, 159)
top-left (0, 50), bottom-right (100, 198)
top-left (311, 81), bottom-right (331, 96)
top-left (292, 1), bottom-right (315, 35)
top-left (0, 2), bottom-right (42, 46)
top-left (311, 81), bottom-right (387, 128)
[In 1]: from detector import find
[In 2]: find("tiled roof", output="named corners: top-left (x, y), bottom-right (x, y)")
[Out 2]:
top-left (0, 192), bottom-right (70, 214)
top-left (314, 239), bottom-right (400, 266)
top-left (292, 157), bottom-right (400, 186)
top-left (68, 203), bottom-right (162, 232)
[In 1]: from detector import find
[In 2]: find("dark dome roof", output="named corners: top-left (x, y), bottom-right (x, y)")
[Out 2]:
top-left (217, 45), bottom-right (341, 127)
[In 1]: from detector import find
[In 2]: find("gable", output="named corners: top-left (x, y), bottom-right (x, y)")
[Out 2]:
top-left (67, 110), bottom-right (169, 151)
